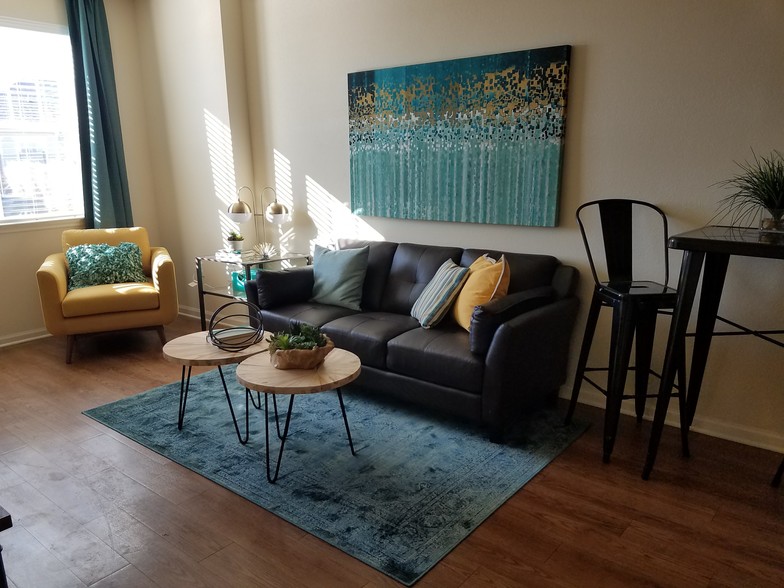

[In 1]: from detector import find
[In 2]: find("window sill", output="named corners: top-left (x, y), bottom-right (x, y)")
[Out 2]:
top-left (0, 217), bottom-right (85, 235)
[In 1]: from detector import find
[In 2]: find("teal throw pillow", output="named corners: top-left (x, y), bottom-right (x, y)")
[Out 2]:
top-left (66, 242), bottom-right (149, 290)
top-left (310, 244), bottom-right (369, 310)
top-left (411, 259), bottom-right (469, 328)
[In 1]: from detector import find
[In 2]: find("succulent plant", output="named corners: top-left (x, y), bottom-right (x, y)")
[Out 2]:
top-left (267, 323), bottom-right (327, 352)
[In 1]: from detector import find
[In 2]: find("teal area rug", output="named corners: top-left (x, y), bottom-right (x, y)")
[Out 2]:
top-left (84, 367), bottom-right (586, 585)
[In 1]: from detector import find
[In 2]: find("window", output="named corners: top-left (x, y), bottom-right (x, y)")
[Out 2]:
top-left (0, 21), bottom-right (82, 225)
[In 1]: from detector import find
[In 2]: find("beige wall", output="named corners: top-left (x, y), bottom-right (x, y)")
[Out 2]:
top-left (1, 0), bottom-right (782, 452)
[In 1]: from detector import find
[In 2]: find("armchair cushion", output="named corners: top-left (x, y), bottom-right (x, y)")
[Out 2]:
top-left (65, 242), bottom-right (148, 290)
top-left (62, 282), bottom-right (161, 317)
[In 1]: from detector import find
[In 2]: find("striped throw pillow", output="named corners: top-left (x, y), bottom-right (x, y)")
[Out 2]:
top-left (411, 259), bottom-right (469, 328)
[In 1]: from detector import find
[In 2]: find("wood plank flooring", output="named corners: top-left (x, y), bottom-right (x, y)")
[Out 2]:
top-left (0, 316), bottom-right (781, 587)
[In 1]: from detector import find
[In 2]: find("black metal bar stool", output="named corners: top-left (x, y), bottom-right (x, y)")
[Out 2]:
top-left (565, 199), bottom-right (688, 463)
top-left (0, 505), bottom-right (12, 588)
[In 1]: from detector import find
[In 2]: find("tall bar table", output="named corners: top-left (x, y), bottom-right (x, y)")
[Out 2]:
top-left (643, 226), bottom-right (784, 480)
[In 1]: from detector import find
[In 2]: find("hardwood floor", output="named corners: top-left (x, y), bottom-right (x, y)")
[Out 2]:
top-left (0, 316), bottom-right (781, 587)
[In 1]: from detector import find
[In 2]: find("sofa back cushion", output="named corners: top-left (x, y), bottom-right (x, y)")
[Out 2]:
top-left (381, 243), bottom-right (463, 315)
top-left (461, 249), bottom-right (561, 296)
top-left (338, 239), bottom-right (398, 311)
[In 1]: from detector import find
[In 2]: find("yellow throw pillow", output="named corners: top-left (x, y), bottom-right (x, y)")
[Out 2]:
top-left (452, 254), bottom-right (510, 331)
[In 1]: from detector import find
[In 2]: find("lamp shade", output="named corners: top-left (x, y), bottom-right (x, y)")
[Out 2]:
top-left (227, 200), bottom-right (253, 223)
top-left (265, 201), bottom-right (291, 224)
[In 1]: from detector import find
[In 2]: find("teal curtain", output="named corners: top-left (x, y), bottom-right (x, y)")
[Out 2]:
top-left (65, 0), bottom-right (133, 228)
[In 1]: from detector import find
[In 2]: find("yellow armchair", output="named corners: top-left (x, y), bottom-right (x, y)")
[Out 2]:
top-left (36, 227), bottom-right (179, 363)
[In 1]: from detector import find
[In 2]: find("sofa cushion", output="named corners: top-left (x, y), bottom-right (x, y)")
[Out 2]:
top-left (381, 243), bottom-right (463, 314)
top-left (387, 325), bottom-right (484, 393)
top-left (461, 249), bottom-right (560, 294)
top-left (260, 303), bottom-right (357, 335)
top-left (66, 242), bottom-right (148, 290)
top-left (310, 244), bottom-right (369, 310)
top-left (255, 267), bottom-right (314, 309)
top-left (338, 239), bottom-right (398, 311)
top-left (62, 282), bottom-right (160, 317)
top-left (411, 259), bottom-right (469, 328)
top-left (452, 254), bottom-right (510, 331)
top-left (321, 312), bottom-right (419, 369)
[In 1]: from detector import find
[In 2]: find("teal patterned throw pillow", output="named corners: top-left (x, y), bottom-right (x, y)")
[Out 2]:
top-left (66, 242), bottom-right (149, 290)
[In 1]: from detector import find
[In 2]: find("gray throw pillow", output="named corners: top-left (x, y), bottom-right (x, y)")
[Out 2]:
top-left (310, 244), bottom-right (370, 310)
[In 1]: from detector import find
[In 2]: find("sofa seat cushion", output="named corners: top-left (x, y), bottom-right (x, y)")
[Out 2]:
top-left (260, 303), bottom-right (358, 334)
top-left (62, 281), bottom-right (159, 318)
top-left (321, 312), bottom-right (419, 369)
top-left (386, 325), bottom-right (483, 393)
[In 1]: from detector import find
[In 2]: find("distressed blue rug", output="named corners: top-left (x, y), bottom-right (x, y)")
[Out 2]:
top-left (84, 366), bottom-right (586, 585)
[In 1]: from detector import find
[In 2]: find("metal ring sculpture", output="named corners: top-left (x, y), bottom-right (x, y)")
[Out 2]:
top-left (207, 300), bottom-right (265, 351)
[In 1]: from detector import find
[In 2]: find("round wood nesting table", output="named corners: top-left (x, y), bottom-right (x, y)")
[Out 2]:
top-left (236, 347), bottom-right (361, 482)
top-left (163, 330), bottom-right (268, 444)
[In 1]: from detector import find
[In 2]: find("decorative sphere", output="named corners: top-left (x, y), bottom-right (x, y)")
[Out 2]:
top-left (207, 301), bottom-right (265, 351)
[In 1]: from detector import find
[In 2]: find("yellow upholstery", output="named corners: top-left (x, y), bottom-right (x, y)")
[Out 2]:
top-left (452, 254), bottom-right (510, 331)
top-left (36, 227), bottom-right (179, 363)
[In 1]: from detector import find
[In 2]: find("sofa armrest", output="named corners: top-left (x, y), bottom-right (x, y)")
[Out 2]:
top-left (150, 247), bottom-right (179, 322)
top-left (36, 253), bottom-right (69, 334)
top-left (469, 286), bottom-right (555, 355)
top-left (246, 266), bottom-right (315, 309)
top-left (481, 296), bottom-right (580, 437)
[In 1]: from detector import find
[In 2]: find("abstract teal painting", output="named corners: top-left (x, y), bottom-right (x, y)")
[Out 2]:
top-left (348, 45), bottom-right (571, 226)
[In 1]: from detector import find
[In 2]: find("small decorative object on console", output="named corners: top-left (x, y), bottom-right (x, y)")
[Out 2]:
top-left (227, 231), bottom-right (245, 253)
top-left (253, 242), bottom-right (277, 259)
top-left (267, 324), bottom-right (334, 369)
top-left (207, 300), bottom-right (264, 351)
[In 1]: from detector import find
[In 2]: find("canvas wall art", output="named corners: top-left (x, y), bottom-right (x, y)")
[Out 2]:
top-left (348, 45), bottom-right (571, 226)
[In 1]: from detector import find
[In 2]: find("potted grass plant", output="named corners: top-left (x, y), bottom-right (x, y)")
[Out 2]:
top-left (715, 150), bottom-right (784, 233)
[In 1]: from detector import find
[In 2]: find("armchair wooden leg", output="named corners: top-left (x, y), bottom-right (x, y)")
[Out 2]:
top-left (66, 335), bottom-right (76, 364)
top-left (156, 326), bottom-right (167, 346)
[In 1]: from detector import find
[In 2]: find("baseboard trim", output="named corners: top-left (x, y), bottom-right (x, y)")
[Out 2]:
top-left (0, 310), bottom-right (203, 349)
top-left (564, 387), bottom-right (784, 453)
top-left (0, 328), bottom-right (50, 348)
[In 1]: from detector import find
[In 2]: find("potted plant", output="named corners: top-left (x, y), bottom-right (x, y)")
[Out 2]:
top-left (715, 150), bottom-right (784, 233)
top-left (227, 231), bottom-right (244, 253)
top-left (267, 324), bottom-right (334, 369)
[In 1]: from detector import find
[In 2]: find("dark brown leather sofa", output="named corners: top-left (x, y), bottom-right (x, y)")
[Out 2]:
top-left (245, 239), bottom-right (580, 441)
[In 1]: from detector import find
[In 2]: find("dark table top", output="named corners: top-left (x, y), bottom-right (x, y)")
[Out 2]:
top-left (668, 225), bottom-right (784, 260)
top-left (0, 505), bottom-right (11, 532)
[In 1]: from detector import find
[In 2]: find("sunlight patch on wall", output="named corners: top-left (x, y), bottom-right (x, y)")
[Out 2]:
top-left (305, 175), bottom-right (383, 247)
top-left (272, 149), bottom-right (294, 252)
top-left (273, 149), bottom-right (293, 210)
top-left (204, 108), bottom-right (239, 242)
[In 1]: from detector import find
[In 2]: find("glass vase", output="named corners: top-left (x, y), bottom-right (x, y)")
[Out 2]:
top-left (759, 213), bottom-right (784, 234)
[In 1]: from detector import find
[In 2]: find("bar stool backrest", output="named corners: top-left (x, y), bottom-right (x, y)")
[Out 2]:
top-left (576, 199), bottom-right (670, 287)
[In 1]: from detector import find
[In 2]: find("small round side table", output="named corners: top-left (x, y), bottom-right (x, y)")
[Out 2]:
top-left (163, 331), bottom-right (268, 444)
top-left (236, 348), bottom-right (361, 482)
